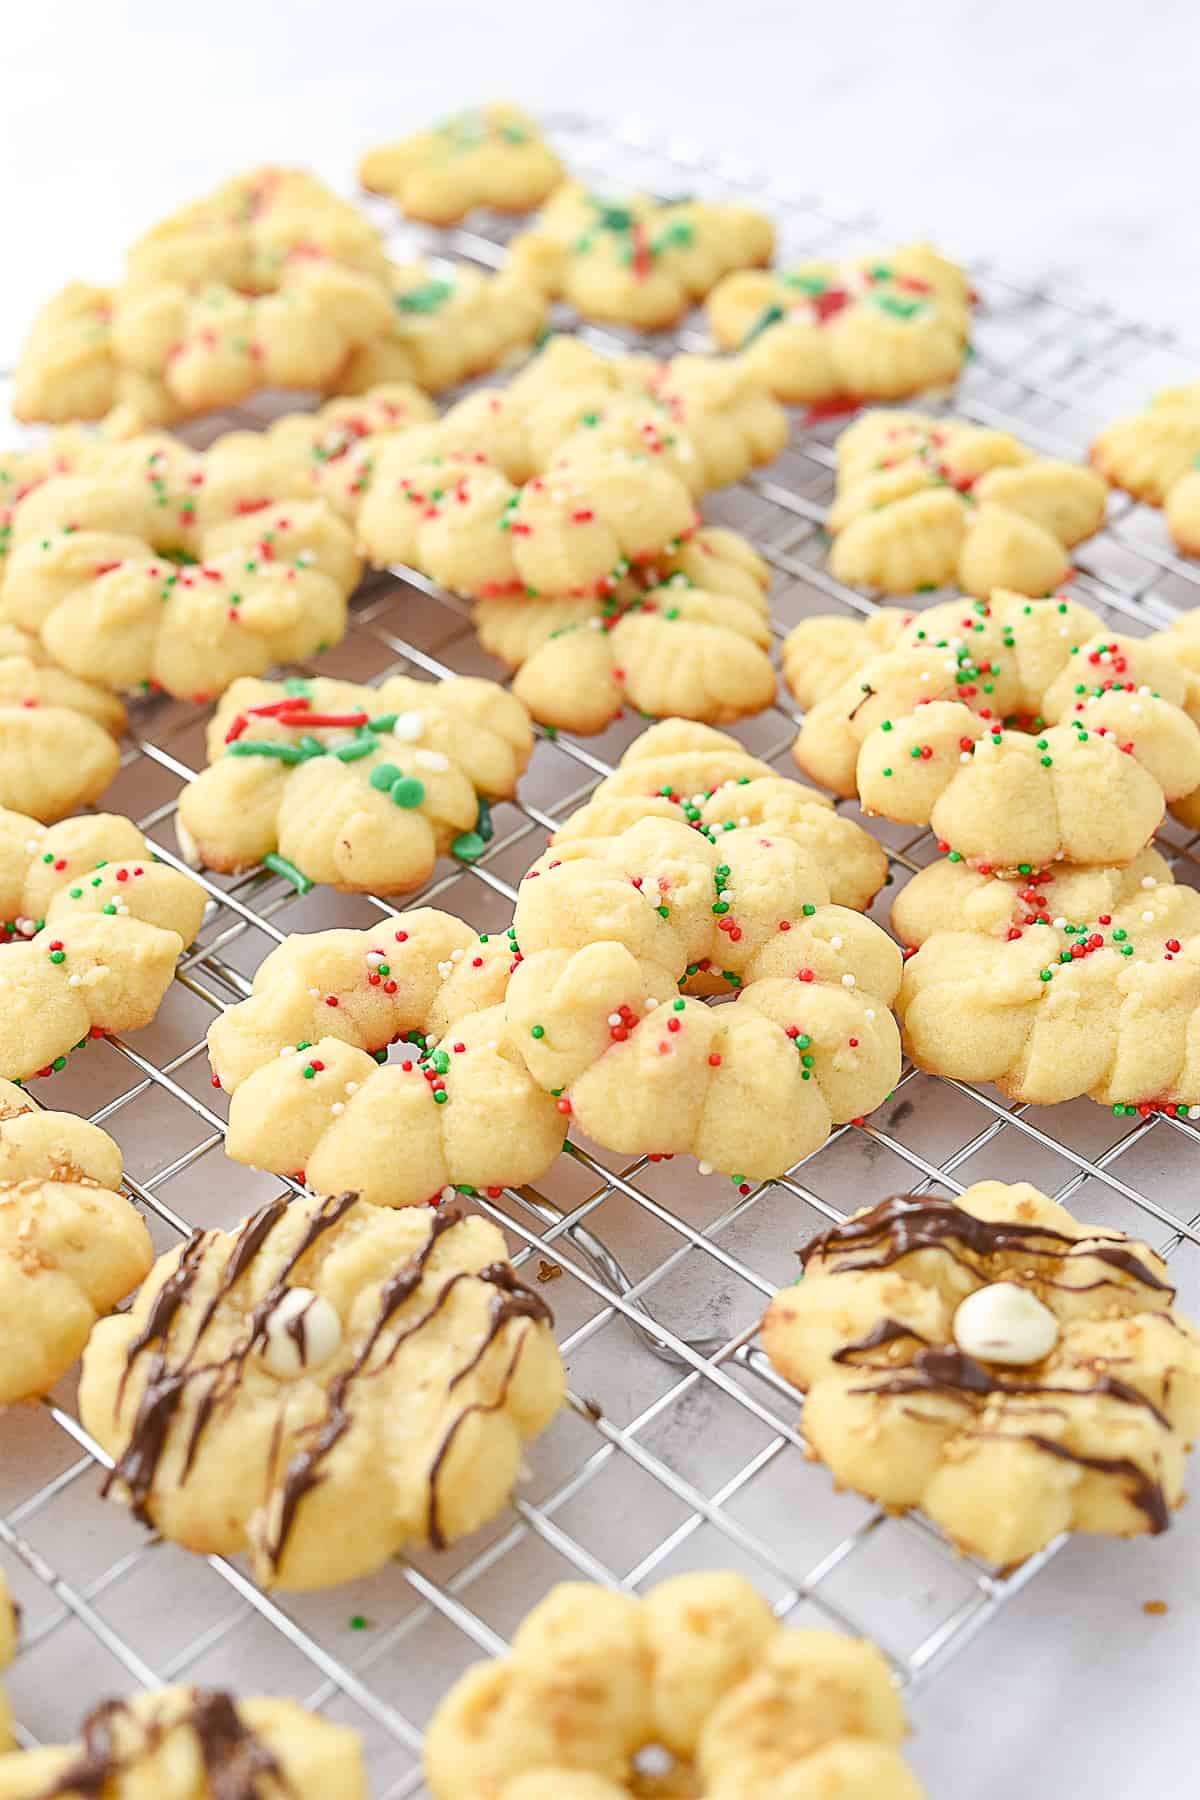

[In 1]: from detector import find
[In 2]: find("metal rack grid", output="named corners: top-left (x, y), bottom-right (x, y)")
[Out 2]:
top-left (3, 112), bottom-right (1200, 1796)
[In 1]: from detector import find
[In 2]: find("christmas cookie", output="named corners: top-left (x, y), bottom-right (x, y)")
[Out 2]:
top-left (360, 103), bottom-right (564, 225)
top-left (507, 182), bottom-right (775, 331)
top-left (473, 528), bottom-right (776, 734)
top-left (424, 1570), bottom-right (924, 1799)
top-left (0, 631), bottom-right (125, 821)
top-left (81, 1192), bottom-right (566, 1588)
top-left (826, 410), bottom-right (1108, 596)
top-left (0, 1078), bottom-right (152, 1403)
top-left (505, 815), bottom-right (902, 1179)
top-left (2, 437), bottom-right (360, 701)
top-left (206, 910), bottom-right (564, 1206)
top-left (0, 1687), bottom-right (368, 1797)
top-left (553, 719), bottom-right (889, 913)
top-left (763, 1182), bottom-right (1200, 1564)
top-left (894, 848), bottom-right (1200, 1110)
top-left (707, 242), bottom-right (972, 406)
top-left (178, 674), bottom-right (532, 895)
top-left (0, 809), bottom-right (207, 1083)
top-left (1090, 382), bottom-right (1200, 553)
top-left (334, 260), bottom-right (546, 398)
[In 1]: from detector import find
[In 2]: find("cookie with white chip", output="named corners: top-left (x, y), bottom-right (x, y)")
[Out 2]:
top-left (81, 1191), bottom-right (566, 1588)
top-left (424, 1570), bottom-right (924, 1799)
top-left (206, 910), bottom-right (564, 1206)
top-left (0, 1078), bottom-right (152, 1403)
top-left (827, 410), bottom-right (1107, 596)
top-left (0, 809), bottom-right (206, 1083)
top-left (764, 1181), bottom-right (1200, 1564)
top-left (360, 103), bottom-right (564, 225)
top-left (707, 241), bottom-right (973, 406)
top-left (0, 1686), bottom-right (368, 1797)
top-left (178, 674), bottom-right (532, 895)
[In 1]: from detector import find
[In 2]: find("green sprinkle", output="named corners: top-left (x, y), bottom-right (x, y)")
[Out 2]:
top-left (452, 830), bottom-right (486, 863)
top-left (433, 1089), bottom-right (449, 1104)
top-left (801, 903), bottom-right (816, 917)
top-left (263, 852), bottom-right (313, 895)
top-left (48, 950), bottom-right (65, 964)
top-left (390, 776), bottom-right (425, 809)
top-left (369, 762), bottom-right (400, 790)
top-left (1039, 969), bottom-right (1053, 981)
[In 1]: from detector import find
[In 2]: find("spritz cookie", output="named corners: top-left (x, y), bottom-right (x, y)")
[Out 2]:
top-left (0, 1687), bottom-right (368, 1797)
top-left (764, 1182), bottom-right (1200, 1564)
top-left (0, 809), bottom-right (206, 1083)
top-left (0, 632), bottom-right (125, 821)
top-left (206, 911), bottom-right (563, 1206)
top-left (0, 1078), bottom-right (151, 1404)
top-left (335, 260), bottom-right (547, 398)
top-left (178, 674), bottom-right (532, 895)
top-left (707, 242), bottom-right (972, 406)
top-left (827, 411), bottom-right (1108, 596)
top-left (507, 182), bottom-right (775, 331)
top-left (360, 103), bottom-right (564, 225)
top-left (81, 1192), bottom-right (565, 1588)
top-left (424, 1570), bottom-right (924, 1799)
top-left (894, 848), bottom-right (1200, 1111)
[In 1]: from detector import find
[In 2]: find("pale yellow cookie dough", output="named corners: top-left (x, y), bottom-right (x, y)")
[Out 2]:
top-left (0, 639), bottom-right (125, 821)
top-left (707, 241), bottom-right (973, 406)
top-left (827, 410), bottom-right (1108, 596)
top-left (424, 1570), bottom-right (924, 1799)
top-left (335, 260), bottom-right (547, 398)
top-left (507, 182), bottom-right (775, 331)
top-left (0, 808), bottom-right (206, 1083)
top-left (360, 103), bottom-right (564, 225)
top-left (764, 1181), bottom-right (1200, 1563)
top-left (207, 911), bottom-right (564, 1205)
top-left (82, 1192), bottom-right (566, 1588)
top-left (895, 848), bottom-right (1200, 1109)
top-left (1091, 380), bottom-right (1200, 507)
top-left (0, 1686), bottom-right (368, 1797)
top-left (178, 673), bottom-right (532, 895)
top-left (553, 718), bottom-right (889, 913)
top-left (0, 1078), bottom-right (151, 1403)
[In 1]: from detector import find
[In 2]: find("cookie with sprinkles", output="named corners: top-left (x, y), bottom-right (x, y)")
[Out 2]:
top-left (425, 1571), bottom-right (925, 1799)
top-left (0, 808), bottom-right (206, 1084)
top-left (893, 847), bottom-right (1200, 1111)
top-left (763, 1181), bottom-right (1200, 1563)
top-left (473, 527), bottom-right (776, 734)
top-left (504, 815), bottom-right (902, 1180)
top-left (0, 1686), bottom-right (368, 1796)
top-left (552, 718), bottom-right (889, 913)
top-left (707, 241), bottom-right (973, 407)
top-left (81, 1191), bottom-right (566, 1588)
top-left (1090, 380), bottom-right (1200, 554)
top-left (0, 1076), bottom-right (152, 1403)
top-left (334, 259), bottom-right (547, 398)
top-left (178, 674), bottom-right (532, 896)
top-left (826, 410), bottom-right (1108, 596)
top-left (506, 181), bottom-right (775, 331)
top-left (360, 102), bottom-right (564, 225)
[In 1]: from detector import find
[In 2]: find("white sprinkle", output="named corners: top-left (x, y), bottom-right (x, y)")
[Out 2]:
top-left (366, 948), bottom-right (386, 965)
top-left (1142, 910), bottom-right (1154, 922)
top-left (1131, 703), bottom-right (1142, 716)
top-left (331, 1102), bottom-right (345, 1117)
top-left (831, 934), bottom-right (844, 949)
top-left (737, 816), bottom-right (749, 827)
top-left (1100, 651), bottom-right (1113, 663)
top-left (280, 1044), bottom-right (297, 1057)
top-left (1142, 876), bottom-right (1157, 889)
top-left (1053, 916), bottom-right (1067, 929)
top-left (919, 670), bottom-right (931, 682)
top-left (698, 1161), bottom-right (713, 1175)
top-left (415, 749), bottom-right (450, 772)
top-left (1138, 684), bottom-right (1152, 695)
top-left (23, 839), bottom-right (40, 855)
top-left (68, 974), bottom-right (82, 987)
top-left (841, 973), bottom-right (856, 988)
top-left (865, 1008), bottom-right (876, 1020)
top-left (308, 986), bottom-right (320, 997)
top-left (437, 960), bottom-right (452, 977)
top-left (392, 711), bottom-right (425, 742)
top-left (645, 996), bottom-right (659, 1009)
top-left (607, 1013), bottom-right (622, 1026)
top-left (450, 948), bottom-right (463, 961)
top-left (959, 751), bottom-right (972, 763)
top-left (441, 1185), bottom-right (456, 1204)
top-left (346, 1081), bottom-right (359, 1094)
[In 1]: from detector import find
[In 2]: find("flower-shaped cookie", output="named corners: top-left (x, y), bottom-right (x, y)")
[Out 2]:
top-left (893, 847), bottom-right (1200, 1110)
top-left (206, 909), bottom-right (564, 1206)
top-left (0, 628), bottom-right (126, 821)
top-left (0, 808), bottom-right (206, 1083)
top-left (334, 260), bottom-right (547, 398)
top-left (826, 410), bottom-right (1108, 596)
top-left (507, 182), bottom-right (775, 331)
top-left (2, 436), bottom-right (360, 701)
top-left (474, 528), bottom-right (776, 734)
top-left (0, 1078), bottom-right (152, 1403)
top-left (424, 1570), bottom-right (924, 1800)
top-left (764, 1181), bottom-right (1200, 1564)
top-left (178, 674), bottom-right (532, 895)
top-left (553, 718), bottom-right (889, 913)
top-left (505, 815), bottom-right (902, 1179)
top-left (1091, 381), bottom-right (1200, 553)
top-left (82, 1191), bottom-right (566, 1588)
top-left (0, 1687), bottom-right (368, 1797)
top-left (360, 102), bottom-right (565, 225)
top-left (707, 241), bottom-right (973, 407)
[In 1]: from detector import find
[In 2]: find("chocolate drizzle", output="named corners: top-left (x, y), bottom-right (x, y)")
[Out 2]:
top-left (832, 1317), bottom-right (930, 1364)
top-left (801, 1192), bottom-right (1173, 1297)
top-left (29, 1689), bottom-right (292, 1799)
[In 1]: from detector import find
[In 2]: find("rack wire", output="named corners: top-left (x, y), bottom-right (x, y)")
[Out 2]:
top-left (2, 111), bottom-right (1200, 1796)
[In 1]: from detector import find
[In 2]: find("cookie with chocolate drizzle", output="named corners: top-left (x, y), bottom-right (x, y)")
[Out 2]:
top-left (763, 1181), bottom-right (1200, 1565)
top-left (79, 1191), bottom-right (565, 1589)
top-left (0, 1684), bottom-right (366, 1797)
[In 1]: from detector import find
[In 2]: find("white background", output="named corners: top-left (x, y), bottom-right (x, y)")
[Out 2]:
top-left (3, 4), bottom-right (1198, 1794)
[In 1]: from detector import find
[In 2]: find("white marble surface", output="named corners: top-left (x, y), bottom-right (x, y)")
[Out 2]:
top-left (2, 5), bottom-right (1197, 1794)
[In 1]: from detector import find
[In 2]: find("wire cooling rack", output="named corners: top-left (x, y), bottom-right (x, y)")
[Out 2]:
top-left (2, 112), bottom-right (1200, 1797)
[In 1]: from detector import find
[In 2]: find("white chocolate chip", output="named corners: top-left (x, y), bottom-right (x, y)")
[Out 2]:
top-left (953, 1282), bottom-right (1059, 1366)
top-left (259, 1288), bottom-right (342, 1379)
top-left (392, 711), bottom-right (425, 742)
